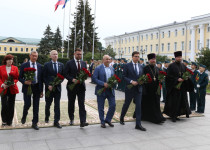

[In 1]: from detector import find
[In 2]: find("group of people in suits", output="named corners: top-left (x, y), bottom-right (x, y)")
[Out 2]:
top-left (0, 48), bottom-right (208, 131)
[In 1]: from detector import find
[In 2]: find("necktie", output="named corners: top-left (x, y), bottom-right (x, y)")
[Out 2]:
top-left (32, 62), bottom-right (36, 83)
top-left (53, 63), bottom-right (57, 74)
top-left (134, 63), bottom-right (138, 76)
top-left (77, 61), bottom-right (80, 72)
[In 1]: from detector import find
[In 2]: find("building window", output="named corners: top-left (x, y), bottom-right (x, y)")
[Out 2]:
top-left (26, 48), bottom-right (29, 52)
top-left (137, 36), bottom-right (139, 41)
top-left (121, 39), bottom-right (123, 44)
top-left (174, 42), bottom-right (177, 51)
top-left (4, 47), bottom-right (7, 51)
top-left (189, 41), bottom-right (191, 50)
top-left (128, 47), bottom-right (130, 53)
top-left (125, 47), bottom-right (126, 54)
top-left (168, 43), bottom-right (170, 52)
top-left (207, 39), bottom-right (210, 48)
top-left (181, 41), bottom-right (184, 50)
top-left (141, 46), bottom-right (143, 51)
top-left (146, 34), bottom-right (148, 40)
top-left (208, 26), bottom-right (210, 32)
top-left (150, 45), bottom-right (153, 52)
top-left (161, 43), bottom-right (164, 52)
top-left (136, 46), bottom-right (139, 51)
top-left (156, 33), bottom-right (159, 39)
top-left (168, 31), bottom-right (170, 37)
top-left (197, 40), bottom-right (200, 49)
top-left (190, 30), bottom-right (192, 34)
top-left (132, 47), bottom-right (134, 52)
top-left (162, 32), bottom-right (164, 38)
top-left (145, 45), bottom-right (148, 52)
top-left (133, 37), bottom-right (134, 42)
top-left (129, 38), bottom-right (130, 43)
top-left (151, 34), bottom-right (153, 40)
top-left (141, 35), bottom-right (143, 41)
top-left (156, 44), bottom-right (158, 52)
top-left (15, 47), bottom-right (18, 51)
top-left (10, 47), bottom-right (12, 51)
top-left (175, 29), bottom-right (178, 37)
top-left (182, 28), bottom-right (185, 36)
top-left (0, 47), bottom-right (1, 51)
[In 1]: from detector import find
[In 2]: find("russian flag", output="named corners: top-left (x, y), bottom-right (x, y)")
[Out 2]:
top-left (62, 0), bottom-right (70, 9)
top-left (55, 0), bottom-right (65, 12)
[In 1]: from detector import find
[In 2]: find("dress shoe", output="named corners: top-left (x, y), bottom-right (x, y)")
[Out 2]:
top-left (54, 123), bottom-right (62, 129)
top-left (172, 118), bottom-right (176, 122)
top-left (186, 114), bottom-right (189, 118)
top-left (101, 123), bottom-right (106, 128)
top-left (21, 117), bottom-right (26, 124)
top-left (135, 125), bottom-right (146, 131)
top-left (105, 121), bottom-right (114, 127)
top-left (120, 119), bottom-right (125, 125)
top-left (69, 120), bottom-right (74, 125)
top-left (133, 112), bottom-right (136, 119)
top-left (32, 124), bottom-right (39, 130)
top-left (45, 118), bottom-right (49, 123)
top-left (2, 122), bottom-right (6, 126)
top-left (80, 122), bottom-right (89, 127)
top-left (176, 118), bottom-right (180, 121)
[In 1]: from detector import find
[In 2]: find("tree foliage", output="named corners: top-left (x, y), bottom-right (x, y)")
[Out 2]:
top-left (156, 55), bottom-right (170, 62)
top-left (196, 47), bottom-right (210, 70)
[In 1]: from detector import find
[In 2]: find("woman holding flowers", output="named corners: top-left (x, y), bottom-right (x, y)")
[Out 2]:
top-left (163, 51), bottom-right (193, 122)
top-left (141, 53), bottom-right (166, 124)
top-left (0, 54), bottom-right (19, 126)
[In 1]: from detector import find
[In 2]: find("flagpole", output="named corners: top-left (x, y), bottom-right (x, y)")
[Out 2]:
top-left (67, 0), bottom-right (72, 58)
top-left (92, 0), bottom-right (96, 59)
top-left (74, 0), bottom-right (78, 52)
top-left (82, 0), bottom-right (86, 60)
top-left (62, 7), bottom-right (66, 58)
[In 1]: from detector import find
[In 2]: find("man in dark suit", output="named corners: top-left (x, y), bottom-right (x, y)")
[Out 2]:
top-left (19, 51), bottom-right (43, 130)
top-left (92, 55), bottom-right (116, 128)
top-left (89, 59), bottom-right (94, 83)
top-left (120, 51), bottom-right (146, 131)
top-left (43, 50), bottom-right (64, 128)
top-left (64, 48), bottom-right (88, 127)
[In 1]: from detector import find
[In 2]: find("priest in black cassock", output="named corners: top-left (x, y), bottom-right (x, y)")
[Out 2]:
top-left (163, 51), bottom-right (193, 122)
top-left (141, 53), bottom-right (166, 124)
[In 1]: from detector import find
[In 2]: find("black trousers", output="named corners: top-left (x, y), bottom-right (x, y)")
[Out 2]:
top-left (45, 88), bottom-right (61, 123)
top-left (22, 84), bottom-right (40, 124)
top-left (67, 85), bottom-right (86, 123)
top-left (1, 89), bottom-right (16, 125)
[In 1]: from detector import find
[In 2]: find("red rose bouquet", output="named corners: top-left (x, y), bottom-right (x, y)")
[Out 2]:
top-left (97, 74), bottom-right (121, 95)
top-left (24, 67), bottom-right (36, 95)
top-left (1, 72), bottom-right (18, 97)
top-left (127, 73), bottom-right (152, 89)
top-left (175, 68), bottom-right (194, 90)
top-left (157, 71), bottom-right (167, 95)
top-left (68, 68), bottom-right (91, 91)
top-left (45, 73), bottom-right (65, 98)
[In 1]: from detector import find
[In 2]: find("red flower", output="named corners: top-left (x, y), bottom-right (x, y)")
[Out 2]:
top-left (9, 72), bottom-right (18, 79)
top-left (114, 74), bottom-right (121, 82)
top-left (24, 67), bottom-right (36, 72)
top-left (159, 71), bottom-right (167, 76)
top-left (186, 68), bottom-right (194, 75)
top-left (146, 73), bottom-right (152, 83)
top-left (82, 68), bottom-right (91, 77)
top-left (57, 73), bottom-right (64, 80)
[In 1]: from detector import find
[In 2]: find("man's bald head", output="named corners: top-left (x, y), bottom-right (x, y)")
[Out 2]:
top-left (103, 55), bottom-right (111, 67)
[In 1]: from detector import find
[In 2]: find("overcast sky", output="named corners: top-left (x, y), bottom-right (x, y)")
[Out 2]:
top-left (1, 0), bottom-right (210, 46)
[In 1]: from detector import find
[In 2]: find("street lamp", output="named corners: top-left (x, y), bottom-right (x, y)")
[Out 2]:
top-left (140, 49), bottom-right (146, 58)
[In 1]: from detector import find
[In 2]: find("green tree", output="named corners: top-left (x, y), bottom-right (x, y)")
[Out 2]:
top-left (196, 47), bottom-right (210, 70)
top-left (156, 55), bottom-right (170, 62)
top-left (53, 27), bottom-right (62, 52)
top-left (38, 25), bottom-right (54, 55)
top-left (102, 45), bottom-right (116, 58)
top-left (67, 0), bottom-right (99, 59)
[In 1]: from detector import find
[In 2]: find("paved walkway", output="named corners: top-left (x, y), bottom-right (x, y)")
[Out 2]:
top-left (1, 79), bottom-right (210, 150)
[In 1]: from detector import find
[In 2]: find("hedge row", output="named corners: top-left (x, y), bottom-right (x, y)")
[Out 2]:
top-left (6, 53), bottom-right (70, 66)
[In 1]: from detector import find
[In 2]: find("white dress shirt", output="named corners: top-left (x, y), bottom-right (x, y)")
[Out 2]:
top-left (103, 64), bottom-right (112, 81)
top-left (30, 61), bottom-right (38, 83)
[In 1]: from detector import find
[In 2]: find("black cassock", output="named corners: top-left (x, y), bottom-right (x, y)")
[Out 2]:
top-left (142, 65), bottom-right (165, 124)
top-left (163, 62), bottom-right (193, 118)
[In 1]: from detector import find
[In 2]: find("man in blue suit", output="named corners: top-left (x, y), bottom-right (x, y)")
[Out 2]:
top-left (64, 48), bottom-right (88, 127)
top-left (120, 51), bottom-right (146, 131)
top-left (19, 51), bottom-right (43, 130)
top-left (43, 50), bottom-right (64, 128)
top-left (92, 55), bottom-right (116, 128)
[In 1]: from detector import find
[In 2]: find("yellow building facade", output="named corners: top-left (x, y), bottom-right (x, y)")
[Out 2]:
top-left (104, 13), bottom-right (210, 62)
top-left (0, 37), bottom-right (40, 55)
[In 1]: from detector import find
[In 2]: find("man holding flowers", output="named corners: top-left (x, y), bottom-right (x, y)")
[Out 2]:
top-left (43, 50), bottom-right (64, 128)
top-left (19, 51), bottom-right (43, 130)
top-left (120, 51), bottom-right (146, 131)
top-left (92, 55), bottom-right (117, 128)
